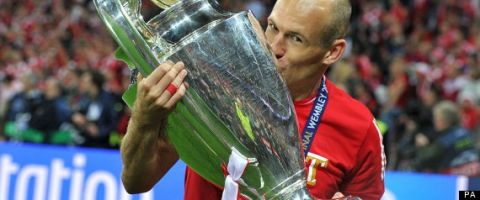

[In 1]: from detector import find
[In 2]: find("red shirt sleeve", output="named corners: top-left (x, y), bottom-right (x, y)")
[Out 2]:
top-left (341, 120), bottom-right (386, 200)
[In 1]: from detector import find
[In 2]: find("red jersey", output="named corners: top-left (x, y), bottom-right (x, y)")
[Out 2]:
top-left (184, 79), bottom-right (385, 200)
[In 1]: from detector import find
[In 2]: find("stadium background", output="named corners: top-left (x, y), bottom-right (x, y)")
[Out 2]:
top-left (0, 0), bottom-right (479, 199)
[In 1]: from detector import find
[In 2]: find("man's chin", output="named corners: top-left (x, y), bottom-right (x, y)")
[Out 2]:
top-left (276, 64), bottom-right (288, 72)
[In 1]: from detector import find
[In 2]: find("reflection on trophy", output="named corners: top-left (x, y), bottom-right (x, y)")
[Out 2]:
top-left (150, 0), bottom-right (178, 9)
top-left (94, 0), bottom-right (313, 199)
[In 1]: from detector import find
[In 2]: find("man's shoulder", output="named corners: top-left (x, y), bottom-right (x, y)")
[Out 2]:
top-left (321, 79), bottom-right (379, 146)
top-left (325, 79), bottom-right (374, 124)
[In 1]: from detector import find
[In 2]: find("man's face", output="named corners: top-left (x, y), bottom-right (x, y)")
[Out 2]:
top-left (265, 0), bottom-right (333, 88)
top-left (45, 79), bottom-right (60, 99)
top-left (433, 110), bottom-right (447, 132)
top-left (79, 73), bottom-right (93, 94)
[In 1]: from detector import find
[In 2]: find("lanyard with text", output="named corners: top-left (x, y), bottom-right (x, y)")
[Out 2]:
top-left (301, 77), bottom-right (329, 157)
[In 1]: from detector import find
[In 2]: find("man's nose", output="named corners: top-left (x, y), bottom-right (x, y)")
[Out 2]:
top-left (269, 35), bottom-right (286, 59)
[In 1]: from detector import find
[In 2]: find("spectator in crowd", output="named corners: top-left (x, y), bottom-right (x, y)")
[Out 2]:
top-left (61, 67), bottom-right (84, 109)
top-left (3, 73), bottom-right (43, 141)
top-left (414, 101), bottom-right (479, 176)
top-left (458, 66), bottom-right (480, 132)
top-left (29, 77), bottom-right (73, 143)
top-left (71, 70), bottom-right (118, 148)
top-left (0, 74), bottom-right (21, 140)
top-left (394, 87), bottom-right (441, 170)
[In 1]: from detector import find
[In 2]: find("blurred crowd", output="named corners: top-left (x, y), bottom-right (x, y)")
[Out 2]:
top-left (330, 0), bottom-right (480, 176)
top-left (0, 0), bottom-right (134, 148)
top-left (0, 0), bottom-right (479, 176)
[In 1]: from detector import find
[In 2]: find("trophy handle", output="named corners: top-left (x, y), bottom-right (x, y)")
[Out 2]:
top-left (94, 0), bottom-right (230, 75)
top-left (94, 0), bottom-right (171, 76)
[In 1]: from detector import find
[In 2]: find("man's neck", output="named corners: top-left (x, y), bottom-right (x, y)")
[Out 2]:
top-left (289, 76), bottom-right (324, 101)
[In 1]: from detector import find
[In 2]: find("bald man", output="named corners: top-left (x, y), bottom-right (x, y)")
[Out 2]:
top-left (120, 0), bottom-right (385, 199)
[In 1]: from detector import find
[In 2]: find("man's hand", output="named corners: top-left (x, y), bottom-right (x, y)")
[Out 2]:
top-left (132, 61), bottom-right (188, 124)
top-left (72, 113), bottom-right (87, 126)
top-left (86, 123), bottom-right (99, 137)
top-left (121, 61), bottom-right (187, 193)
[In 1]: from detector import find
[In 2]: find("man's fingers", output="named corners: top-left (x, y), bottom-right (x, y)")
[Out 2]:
top-left (135, 61), bottom-right (187, 111)
top-left (164, 82), bottom-right (188, 108)
top-left (143, 60), bottom-right (175, 89)
top-left (156, 61), bottom-right (185, 90)
top-left (155, 68), bottom-right (188, 106)
top-left (136, 73), bottom-right (147, 95)
top-left (148, 62), bottom-right (185, 100)
top-left (170, 69), bottom-right (188, 92)
top-left (136, 73), bottom-right (144, 81)
top-left (137, 62), bottom-right (171, 97)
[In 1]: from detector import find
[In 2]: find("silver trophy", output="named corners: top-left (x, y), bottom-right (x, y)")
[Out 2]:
top-left (94, 0), bottom-right (312, 199)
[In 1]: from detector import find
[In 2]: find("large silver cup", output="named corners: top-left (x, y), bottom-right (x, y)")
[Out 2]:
top-left (94, 0), bottom-right (313, 199)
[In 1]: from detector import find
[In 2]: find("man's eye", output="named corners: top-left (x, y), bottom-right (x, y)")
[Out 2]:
top-left (291, 35), bottom-right (303, 43)
top-left (268, 23), bottom-right (277, 31)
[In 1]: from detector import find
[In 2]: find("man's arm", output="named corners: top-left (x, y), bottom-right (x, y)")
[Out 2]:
top-left (341, 119), bottom-right (386, 200)
top-left (121, 61), bottom-right (188, 193)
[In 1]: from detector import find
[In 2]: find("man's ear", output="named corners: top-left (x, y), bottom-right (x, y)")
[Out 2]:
top-left (322, 39), bottom-right (347, 66)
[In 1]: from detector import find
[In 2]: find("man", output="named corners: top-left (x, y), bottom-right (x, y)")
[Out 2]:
top-left (71, 70), bottom-right (118, 148)
top-left (29, 77), bottom-right (72, 143)
top-left (120, 0), bottom-right (385, 199)
top-left (414, 101), bottom-right (478, 176)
